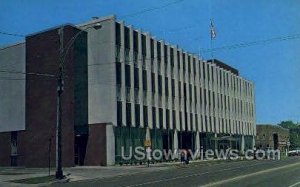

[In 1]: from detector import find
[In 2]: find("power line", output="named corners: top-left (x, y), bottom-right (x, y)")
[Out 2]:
top-left (0, 78), bottom-right (25, 81)
top-left (120, 0), bottom-right (184, 19)
top-left (3, 32), bottom-right (298, 76)
top-left (199, 34), bottom-right (300, 53)
top-left (0, 69), bottom-right (56, 77)
top-left (0, 31), bottom-right (25, 37)
top-left (0, 1), bottom-right (184, 40)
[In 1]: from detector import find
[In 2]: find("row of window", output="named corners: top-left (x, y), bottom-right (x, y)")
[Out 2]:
top-left (117, 101), bottom-right (254, 134)
top-left (115, 23), bottom-right (253, 98)
top-left (115, 22), bottom-right (255, 134)
top-left (116, 62), bottom-right (254, 118)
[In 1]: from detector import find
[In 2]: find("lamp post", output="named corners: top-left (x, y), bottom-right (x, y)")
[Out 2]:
top-left (55, 23), bottom-right (102, 179)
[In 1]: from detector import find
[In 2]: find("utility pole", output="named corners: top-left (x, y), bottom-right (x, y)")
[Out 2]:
top-left (54, 23), bottom-right (102, 179)
top-left (56, 27), bottom-right (64, 179)
top-left (48, 138), bottom-right (52, 176)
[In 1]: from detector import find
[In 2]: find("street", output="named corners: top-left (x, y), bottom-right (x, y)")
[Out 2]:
top-left (52, 157), bottom-right (300, 187)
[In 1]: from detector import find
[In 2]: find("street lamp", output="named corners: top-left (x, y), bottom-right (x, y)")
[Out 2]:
top-left (55, 23), bottom-right (102, 179)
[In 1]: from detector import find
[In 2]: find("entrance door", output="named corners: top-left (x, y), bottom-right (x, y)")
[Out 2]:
top-left (74, 134), bottom-right (88, 165)
top-left (178, 132), bottom-right (193, 150)
top-left (273, 134), bottom-right (279, 149)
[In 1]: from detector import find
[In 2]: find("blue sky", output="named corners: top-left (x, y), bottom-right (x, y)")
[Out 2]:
top-left (0, 0), bottom-right (299, 124)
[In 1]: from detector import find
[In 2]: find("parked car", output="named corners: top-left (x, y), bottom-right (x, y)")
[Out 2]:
top-left (288, 149), bottom-right (300, 156)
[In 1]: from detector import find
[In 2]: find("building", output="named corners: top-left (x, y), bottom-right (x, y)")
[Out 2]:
top-left (0, 15), bottom-right (256, 167)
top-left (256, 124), bottom-right (290, 153)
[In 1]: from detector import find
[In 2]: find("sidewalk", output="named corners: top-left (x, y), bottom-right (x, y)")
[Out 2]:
top-left (0, 162), bottom-right (175, 186)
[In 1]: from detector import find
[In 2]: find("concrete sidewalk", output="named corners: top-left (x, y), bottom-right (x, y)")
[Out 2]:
top-left (0, 162), bottom-right (176, 186)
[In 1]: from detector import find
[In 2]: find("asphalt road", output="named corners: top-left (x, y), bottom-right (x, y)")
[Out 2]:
top-left (53, 157), bottom-right (300, 187)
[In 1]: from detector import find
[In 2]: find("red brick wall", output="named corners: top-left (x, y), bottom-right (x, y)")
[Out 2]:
top-left (18, 25), bottom-right (85, 167)
top-left (85, 124), bottom-right (107, 166)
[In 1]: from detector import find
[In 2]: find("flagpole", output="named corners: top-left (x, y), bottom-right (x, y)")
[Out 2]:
top-left (210, 19), bottom-right (215, 64)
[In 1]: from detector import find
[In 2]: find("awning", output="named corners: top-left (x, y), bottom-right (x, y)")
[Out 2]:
top-left (211, 136), bottom-right (239, 141)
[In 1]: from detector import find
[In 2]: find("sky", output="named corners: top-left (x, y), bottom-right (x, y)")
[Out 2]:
top-left (0, 0), bottom-right (299, 124)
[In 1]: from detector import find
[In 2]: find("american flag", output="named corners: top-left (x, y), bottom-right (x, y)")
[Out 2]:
top-left (210, 20), bottom-right (216, 39)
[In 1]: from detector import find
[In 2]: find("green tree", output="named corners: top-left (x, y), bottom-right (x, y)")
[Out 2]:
top-left (278, 121), bottom-right (300, 149)
top-left (278, 120), bottom-right (298, 129)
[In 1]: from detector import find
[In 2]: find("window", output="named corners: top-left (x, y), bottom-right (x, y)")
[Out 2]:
top-left (203, 63), bottom-right (206, 80)
top-left (190, 113), bottom-right (193, 129)
top-left (205, 116), bottom-right (208, 131)
top-left (159, 108), bottom-right (163, 128)
top-left (194, 86), bottom-right (197, 103)
top-left (135, 104), bottom-right (140, 126)
top-left (208, 65), bottom-right (210, 82)
top-left (183, 53), bottom-right (186, 71)
top-left (177, 51), bottom-right (181, 69)
top-left (212, 92), bottom-right (215, 108)
top-left (170, 48), bottom-right (174, 67)
top-left (179, 112), bottom-right (182, 130)
top-left (193, 58), bottom-right (196, 74)
top-left (164, 45), bottom-right (168, 64)
top-left (151, 73), bottom-right (155, 92)
top-left (172, 110), bottom-right (176, 128)
top-left (117, 101), bottom-right (122, 126)
top-left (142, 34), bottom-right (146, 56)
top-left (126, 103), bottom-right (131, 126)
top-left (200, 88), bottom-right (202, 105)
top-left (178, 81), bottom-right (181, 98)
top-left (219, 70), bottom-right (222, 86)
top-left (158, 75), bottom-right (162, 95)
top-left (195, 114), bottom-right (198, 131)
top-left (133, 31), bottom-right (138, 52)
top-left (152, 107), bottom-right (156, 127)
top-left (198, 62), bottom-right (201, 79)
top-left (124, 27), bottom-right (130, 49)
top-left (166, 109), bottom-right (170, 129)
top-left (157, 42), bottom-right (161, 61)
top-left (211, 66), bottom-right (214, 83)
top-left (134, 67), bottom-right (139, 89)
top-left (184, 83), bottom-right (187, 100)
top-left (142, 70), bottom-right (147, 90)
top-left (150, 39), bottom-right (154, 59)
top-left (115, 22), bottom-right (121, 46)
top-left (165, 77), bottom-right (169, 96)
top-left (204, 89), bottom-right (207, 106)
top-left (185, 112), bottom-right (188, 131)
top-left (116, 62), bottom-right (122, 85)
top-left (125, 64), bottom-right (131, 87)
top-left (143, 105), bottom-right (148, 127)
top-left (188, 56), bottom-right (191, 73)
top-left (172, 79), bottom-right (175, 98)
top-left (189, 84), bottom-right (192, 102)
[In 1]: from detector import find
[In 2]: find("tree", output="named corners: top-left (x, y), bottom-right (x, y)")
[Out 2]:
top-left (278, 121), bottom-right (300, 149)
top-left (278, 120), bottom-right (298, 129)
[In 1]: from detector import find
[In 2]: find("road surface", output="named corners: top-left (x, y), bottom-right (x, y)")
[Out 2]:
top-left (53, 157), bottom-right (300, 187)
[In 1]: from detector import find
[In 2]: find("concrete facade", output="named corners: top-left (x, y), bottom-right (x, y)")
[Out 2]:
top-left (0, 42), bottom-right (25, 132)
top-left (80, 16), bottom-right (256, 164)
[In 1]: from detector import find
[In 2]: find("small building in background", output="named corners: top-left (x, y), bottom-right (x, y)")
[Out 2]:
top-left (256, 124), bottom-right (290, 154)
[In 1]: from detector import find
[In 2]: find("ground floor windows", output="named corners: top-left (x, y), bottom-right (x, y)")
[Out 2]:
top-left (114, 126), bottom-right (254, 164)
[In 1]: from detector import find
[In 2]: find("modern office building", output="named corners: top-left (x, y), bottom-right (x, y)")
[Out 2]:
top-left (0, 15), bottom-right (256, 167)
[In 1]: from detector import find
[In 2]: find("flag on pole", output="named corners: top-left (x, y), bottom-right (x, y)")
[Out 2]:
top-left (210, 20), bottom-right (216, 39)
